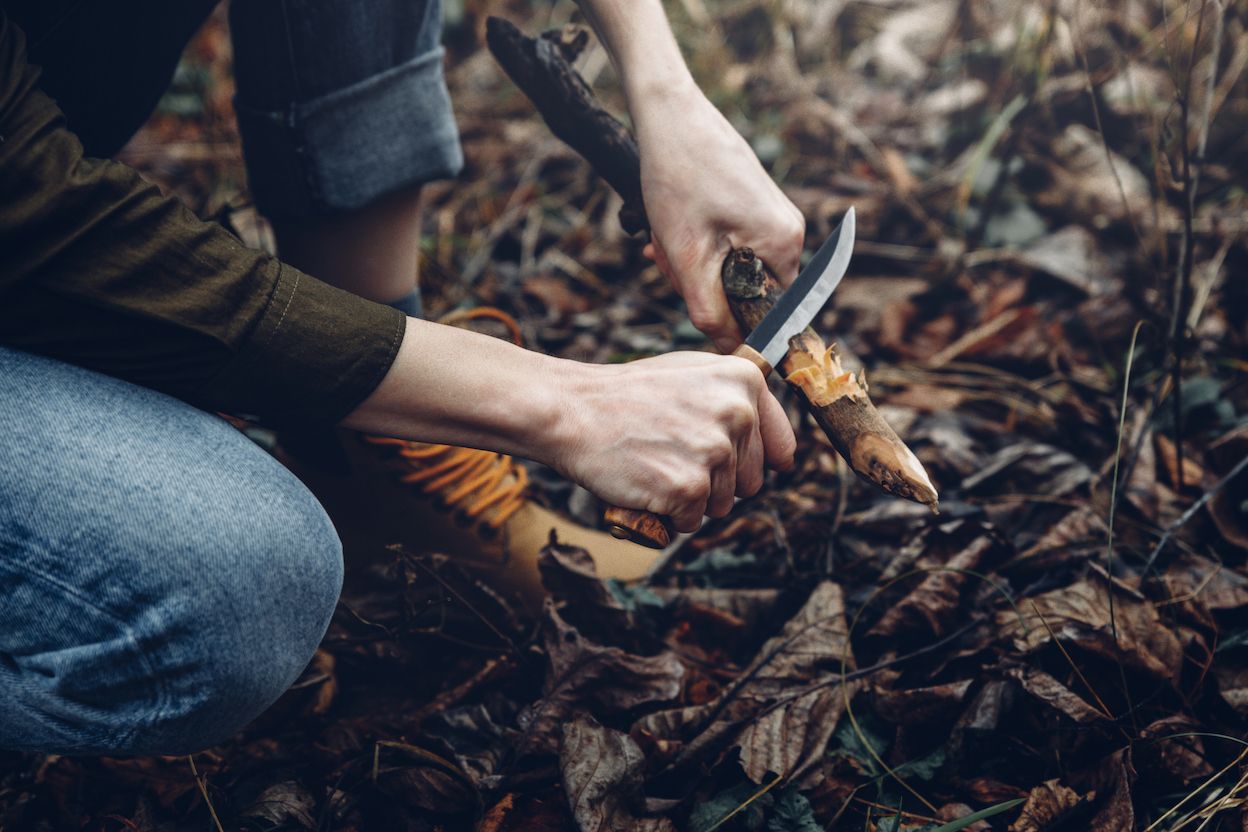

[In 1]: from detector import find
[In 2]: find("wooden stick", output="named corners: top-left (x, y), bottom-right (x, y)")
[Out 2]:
top-left (485, 17), bottom-right (647, 235)
top-left (721, 250), bottom-right (937, 507)
top-left (485, 17), bottom-right (939, 539)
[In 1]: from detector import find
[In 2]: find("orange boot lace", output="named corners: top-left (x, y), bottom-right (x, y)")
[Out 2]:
top-left (364, 307), bottom-right (532, 531)
top-left (362, 439), bottom-right (530, 529)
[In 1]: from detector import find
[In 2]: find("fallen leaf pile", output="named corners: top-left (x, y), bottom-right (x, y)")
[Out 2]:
top-left (2, 0), bottom-right (1246, 830)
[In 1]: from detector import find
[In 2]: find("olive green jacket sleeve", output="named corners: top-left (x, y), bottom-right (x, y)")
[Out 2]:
top-left (0, 17), bottom-right (406, 425)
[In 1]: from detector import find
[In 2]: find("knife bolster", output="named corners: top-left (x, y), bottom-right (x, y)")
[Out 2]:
top-left (731, 343), bottom-right (772, 376)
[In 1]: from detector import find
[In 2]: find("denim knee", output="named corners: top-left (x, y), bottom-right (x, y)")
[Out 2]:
top-left (126, 487), bottom-right (345, 755)
top-left (0, 348), bottom-right (345, 755)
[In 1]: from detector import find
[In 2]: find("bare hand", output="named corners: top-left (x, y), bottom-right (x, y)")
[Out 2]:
top-left (633, 87), bottom-right (805, 353)
top-left (547, 352), bottom-right (796, 532)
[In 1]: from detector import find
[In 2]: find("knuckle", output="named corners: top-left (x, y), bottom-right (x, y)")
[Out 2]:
top-left (730, 360), bottom-right (757, 384)
top-left (720, 397), bottom-right (756, 431)
top-left (688, 308), bottom-right (722, 336)
top-left (670, 473), bottom-right (709, 504)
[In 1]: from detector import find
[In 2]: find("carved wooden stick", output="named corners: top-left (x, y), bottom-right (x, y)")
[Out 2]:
top-left (486, 18), bottom-right (939, 546)
top-left (722, 250), bottom-right (937, 507)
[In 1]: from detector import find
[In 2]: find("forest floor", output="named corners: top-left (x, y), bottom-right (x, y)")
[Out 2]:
top-left (2, 1), bottom-right (1246, 830)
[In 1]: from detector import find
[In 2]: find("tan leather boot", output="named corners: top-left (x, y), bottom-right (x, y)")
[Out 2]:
top-left (279, 431), bottom-right (658, 611)
top-left (277, 308), bottom-right (659, 611)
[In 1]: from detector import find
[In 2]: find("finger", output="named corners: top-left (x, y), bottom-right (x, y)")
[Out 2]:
top-left (706, 445), bottom-right (738, 518)
top-left (683, 279), bottom-right (742, 352)
top-left (650, 238), bottom-right (673, 277)
top-left (735, 417), bottom-right (765, 498)
top-left (669, 475), bottom-right (710, 533)
top-left (757, 387), bottom-right (797, 471)
top-left (643, 242), bottom-right (657, 261)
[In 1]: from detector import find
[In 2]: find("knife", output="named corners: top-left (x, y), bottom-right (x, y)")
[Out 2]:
top-left (605, 207), bottom-right (857, 548)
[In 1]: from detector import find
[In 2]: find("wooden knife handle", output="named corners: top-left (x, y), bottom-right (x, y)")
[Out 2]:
top-left (605, 507), bottom-right (674, 549)
top-left (601, 344), bottom-right (773, 548)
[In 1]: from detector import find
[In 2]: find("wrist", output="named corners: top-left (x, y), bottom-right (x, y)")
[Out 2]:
top-left (577, 0), bottom-right (700, 124)
top-left (623, 66), bottom-right (700, 115)
top-left (522, 356), bottom-right (596, 472)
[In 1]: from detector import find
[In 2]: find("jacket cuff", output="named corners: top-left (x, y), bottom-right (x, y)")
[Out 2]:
top-left (201, 262), bottom-right (406, 426)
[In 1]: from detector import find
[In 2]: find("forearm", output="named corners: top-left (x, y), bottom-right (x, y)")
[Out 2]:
top-left (341, 317), bottom-right (575, 465)
top-left (575, 0), bottom-right (699, 112)
top-left (576, 0), bottom-right (805, 350)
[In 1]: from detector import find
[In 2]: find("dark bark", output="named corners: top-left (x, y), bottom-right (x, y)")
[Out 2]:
top-left (485, 18), bottom-right (647, 235)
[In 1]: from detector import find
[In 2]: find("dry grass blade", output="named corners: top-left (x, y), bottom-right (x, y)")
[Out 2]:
top-left (1145, 746), bottom-right (1248, 831)
top-left (1104, 320), bottom-right (1150, 735)
top-left (187, 755), bottom-right (225, 832)
top-left (1028, 601), bottom-right (1119, 725)
top-left (702, 774), bottom-right (783, 832)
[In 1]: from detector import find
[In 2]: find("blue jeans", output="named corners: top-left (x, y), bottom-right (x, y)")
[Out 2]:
top-left (5, 0), bottom-right (462, 219)
top-left (0, 346), bottom-right (344, 755)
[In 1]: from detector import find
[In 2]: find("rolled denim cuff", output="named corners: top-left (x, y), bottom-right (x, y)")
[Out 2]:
top-left (235, 46), bottom-right (463, 221)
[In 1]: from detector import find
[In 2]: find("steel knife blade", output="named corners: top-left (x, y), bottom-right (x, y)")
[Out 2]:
top-left (743, 206), bottom-right (855, 370)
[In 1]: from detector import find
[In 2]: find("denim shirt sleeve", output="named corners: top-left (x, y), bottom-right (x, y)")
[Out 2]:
top-left (0, 17), bottom-right (405, 426)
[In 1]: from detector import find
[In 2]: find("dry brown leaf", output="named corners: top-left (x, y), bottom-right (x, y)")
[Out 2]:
top-left (650, 588), bottom-right (783, 642)
top-left (998, 580), bottom-right (1184, 683)
top-left (518, 602), bottom-right (683, 756)
top-left (1155, 433), bottom-right (1205, 489)
top-left (1004, 665), bottom-right (1109, 725)
top-left (636, 582), bottom-right (855, 785)
top-left (1214, 664), bottom-right (1248, 716)
top-left (1018, 226), bottom-right (1118, 296)
top-left (1138, 716), bottom-right (1215, 784)
top-left (560, 715), bottom-right (675, 832)
top-left (538, 536), bottom-right (634, 634)
top-left (1016, 506), bottom-right (1107, 564)
top-left (1008, 779), bottom-right (1092, 831)
top-left (1087, 750), bottom-right (1135, 831)
top-left (236, 778), bottom-right (317, 829)
top-left (1207, 425), bottom-right (1248, 551)
top-left (477, 793), bottom-right (517, 832)
top-left (304, 649), bottom-right (338, 717)
top-left (874, 678), bottom-right (975, 725)
top-left (1040, 124), bottom-right (1157, 226)
top-left (871, 536), bottom-right (994, 639)
top-left (1160, 552), bottom-right (1248, 636)
top-left (959, 777), bottom-right (1029, 804)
